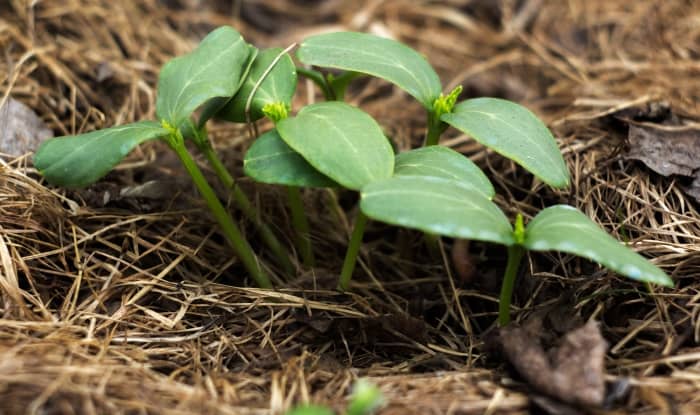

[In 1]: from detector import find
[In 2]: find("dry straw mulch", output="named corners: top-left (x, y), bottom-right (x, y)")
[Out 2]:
top-left (1, 0), bottom-right (700, 413)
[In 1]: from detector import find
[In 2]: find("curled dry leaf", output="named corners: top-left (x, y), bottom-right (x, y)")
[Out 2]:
top-left (499, 318), bottom-right (607, 408)
top-left (626, 123), bottom-right (700, 202)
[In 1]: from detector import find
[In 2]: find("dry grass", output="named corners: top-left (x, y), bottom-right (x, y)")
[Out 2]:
top-left (1, 0), bottom-right (700, 413)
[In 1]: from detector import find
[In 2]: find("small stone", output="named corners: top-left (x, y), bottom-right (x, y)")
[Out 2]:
top-left (0, 98), bottom-right (53, 158)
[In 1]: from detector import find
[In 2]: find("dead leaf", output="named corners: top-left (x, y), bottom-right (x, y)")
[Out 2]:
top-left (0, 97), bottom-right (53, 157)
top-left (626, 122), bottom-right (700, 201)
top-left (627, 123), bottom-right (700, 177)
top-left (499, 318), bottom-right (608, 408)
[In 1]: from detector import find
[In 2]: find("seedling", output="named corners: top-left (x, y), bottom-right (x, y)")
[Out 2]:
top-left (33, 27), bottom-right (294, 288)
top-left (360, 176), bottom-right (673, 325)
top-left (286, 379), bottom-right (383, 415)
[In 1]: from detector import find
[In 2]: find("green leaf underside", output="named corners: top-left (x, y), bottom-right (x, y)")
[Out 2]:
top-left (156, 26), bottom-right (251, 127)
top-left (276, 102), bottom-right (394, 191)
top-left (394, 146), bottom-right (494, 199)
top-left (361, 176), bottom-right (514, 245)
top-left (218, 48), bottom-right (297, 123)
top-left (524, 205), bottom-right (673, 286)
top-left (244, 129), bottom-right (336, 188)
top-left (297, 31), bottom-right (442, 109)
top-left (441, 98), bottom-right (570, 188)
top-left (34, 121), bottom-right (166, 188)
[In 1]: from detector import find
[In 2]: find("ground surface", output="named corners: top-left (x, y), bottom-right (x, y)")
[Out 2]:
top-left (1, 1), bottom-right (700, 414)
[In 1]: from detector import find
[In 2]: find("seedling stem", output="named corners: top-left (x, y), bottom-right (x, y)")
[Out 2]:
top-left (499, 213), bottom-right (526, 326)
top-left (338, 212), bottom-right (369, 291)
top-left (191, 127), bottom-right (294, 274)
top-left (297, 67), bottom-right (334, 101)
top-left (287, 186), bottom-right (315, 267)
top-left (499, 245), bottom-right (524, 326)
top-left (163, 124), bottom-right (272, 288)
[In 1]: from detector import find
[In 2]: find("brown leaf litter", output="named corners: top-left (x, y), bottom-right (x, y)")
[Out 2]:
top-left (498, 317), bottom-right (607, 409)
top-left (626, 120), bottom-right (700, 203)
top-left (2, 0), bottom-right (700, 414)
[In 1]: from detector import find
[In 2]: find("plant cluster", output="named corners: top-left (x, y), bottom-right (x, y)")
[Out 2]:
top-left (34, 27), bottom-right (672, 326)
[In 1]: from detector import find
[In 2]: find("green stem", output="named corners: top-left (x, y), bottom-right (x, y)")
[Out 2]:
top-left (338, 212), bottom-right (369, 291)
top-left (498, 245), bottom-right (525, 326)
top-left (296, 66), bottom-right (334, 101)
top-left (327, 71), bottom-right (360, 101)
top-left (168, 138), bottom-right (272, 289)
top-left (287, 186), bottom-right (315, 267)
top-left (199, 142), bottom-right (295, 275)
top-left (425, 111), bottom-right (445, 146)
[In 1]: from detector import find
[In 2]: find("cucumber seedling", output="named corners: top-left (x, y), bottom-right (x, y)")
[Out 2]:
top-left (360, 176), bottom-right (673, 325)
top-left (34, 27), bottom-right (292, 288)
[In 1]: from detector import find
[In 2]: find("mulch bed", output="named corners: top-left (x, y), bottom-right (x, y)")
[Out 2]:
top-left (1, 1), bottom-right (699, 413)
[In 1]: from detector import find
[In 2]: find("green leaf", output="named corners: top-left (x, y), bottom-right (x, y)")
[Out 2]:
top-left (441, 98), bottom-right (570, 188)
top-left (276, 102), bottom-right (394, 190)
top-left (361, 176), bottom-right (514, 245)
top-left (347, 379), bottom-right (383, 415)
top-left (196, 46), bottom-right (258, 128)
top-left (285, 405), bottom-right (334, 415)
top-left (244, 129), bottom-right (337, 188)
top-left (524, 205), bottom-right (673, 286)
top-left (394, 146), bottom-right (494, 199)
top-left (34, 121), bottom-right (167, 188)
top-left (156, 26), bottom-right (252, 127)
top-left (297, 31), bottom-right (442, 109)
top-left (217, 47), bottom-right (297, 123)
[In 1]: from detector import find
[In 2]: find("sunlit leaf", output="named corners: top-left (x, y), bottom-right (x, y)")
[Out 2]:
top-left (361, 176), bottom-right (514, 245)
top-left (524, 205), bottom-right (673, 286)
top-left (297, 31), bottom-right (442, 109)
top-left (441, 98), bottom-right (570, 188)
top-left (394, 146), bottom-right (494, 198)
top-left (276, 102), bottom-right (394, 190)
top-left (217, 47), bottom-right (297, 123)
top-left (244, 129), bottom-right (336, 188)
top-left (34, 121), bottom-right (166, 188)
top-left (156, 26), bottom-right (252, 127)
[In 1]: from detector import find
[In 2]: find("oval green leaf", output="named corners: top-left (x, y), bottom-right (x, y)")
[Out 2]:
top-left (244, 129), bottom-right (336, 188)
top-left (441, 98), bottom-right (570, 188)
top-left (276, 102), bottom-right (394, 191)
top-left (156, 26), bottom-right (252, 127)
top-left (217, 48), bottom-right (297, 123)
top-left (394, 146), bottom-right (494, 199)
top-left (34, 121), bottom-right (167, 188)
top-left (361, 176), bottom-right (514, 245)
top-left (297, 31), bottom-right (442, 109)
top-left (523, 205), bottom-right (673, 286)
